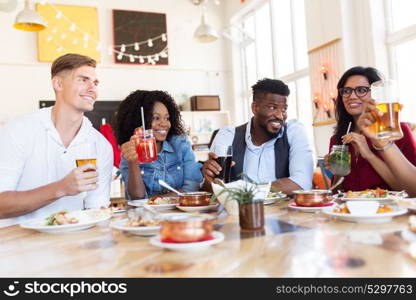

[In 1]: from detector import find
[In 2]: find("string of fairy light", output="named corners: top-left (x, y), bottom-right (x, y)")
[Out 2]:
top-left (38, 0), bottom-right (168, 64)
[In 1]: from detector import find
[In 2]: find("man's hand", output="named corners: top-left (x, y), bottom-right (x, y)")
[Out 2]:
top-left (58, 164), bottom-right (98, 196)
top-left (201, 152), bottom-right (222, 184)
top-left (202, 152), bottom-right (236, 184)
top-left (120, 135), bottom-right (139, 162)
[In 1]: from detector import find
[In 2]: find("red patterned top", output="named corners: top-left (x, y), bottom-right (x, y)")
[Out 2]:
top-left (328, 122), bottom-right (416, 191)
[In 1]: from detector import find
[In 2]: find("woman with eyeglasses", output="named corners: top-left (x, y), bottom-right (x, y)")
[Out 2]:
top-left (326, 66), bottom-right (416, 191)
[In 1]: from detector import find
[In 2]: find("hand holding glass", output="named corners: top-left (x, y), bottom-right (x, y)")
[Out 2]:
top-left (213, 145), bottom-right (233, 183)
top-left (369, 79), bottom-right (403, 141)
top-left (74, 141), bottom-right (98, 209)
top-left (135, 128), bottom-right (157, 163)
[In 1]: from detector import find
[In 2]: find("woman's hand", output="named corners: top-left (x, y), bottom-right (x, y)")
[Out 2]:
top-left (357, 99), bottom-right (382, 140)
top-left (342, 132), bottom-right (374, 160)
top-left (357, 99), bottom-right (399, 150)
top-left (120, 135), bottom-right (139, 162)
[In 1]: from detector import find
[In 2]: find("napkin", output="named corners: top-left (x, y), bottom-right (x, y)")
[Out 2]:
top-left (211, 180), bottom-right (271, 216)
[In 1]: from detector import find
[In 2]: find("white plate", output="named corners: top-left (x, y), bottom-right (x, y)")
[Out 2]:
top-left (263, 194), bottom-right (288, 205)
top-left (150, 231), bottom-right (224, 252)
top-left (110, 218), bottom-right (160, 236)
top-left (111, 208), bottom-right (127, 215)
top-left (338, 191), bottom-right (401, 202)
top-left (176, 203), bottom-right (219, 212)
top-left (128, 199), bottom-right (177, 211)
top-left (288, 202), bottom-right (335, 213)
top-left (322, 206), bottom-right (407, 223)
top-left (20, 209), bottom-right (111, 234)
top-left (394, 198), bottom-right (416, 212)
top-left (401, 228), bottom-right (416, 242)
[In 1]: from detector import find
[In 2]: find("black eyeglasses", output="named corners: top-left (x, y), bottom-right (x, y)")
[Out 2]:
top-left (339, 86), bottom-right (371, 98)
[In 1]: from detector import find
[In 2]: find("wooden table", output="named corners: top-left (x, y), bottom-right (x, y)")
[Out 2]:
top-left (2, 202), bottom-right (416, 277)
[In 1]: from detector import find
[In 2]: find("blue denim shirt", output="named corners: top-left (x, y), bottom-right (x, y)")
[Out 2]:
top-left (120, 135), bottom-right (203, 199)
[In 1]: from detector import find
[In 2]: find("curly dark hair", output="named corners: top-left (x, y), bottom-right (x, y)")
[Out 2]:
top-left (333, 66), bottom-right (382, 143)
top-left (113, 90), bottom-right (185, 145)
top-left (251, 78), bottom-right (290, 101)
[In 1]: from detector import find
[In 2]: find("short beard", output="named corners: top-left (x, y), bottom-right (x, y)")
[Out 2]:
top-left (259, 122), bottom-right (280, 139)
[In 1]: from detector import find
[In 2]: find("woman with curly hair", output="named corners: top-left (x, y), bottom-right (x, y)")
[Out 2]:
top-left (326, 66), bottom-right (416, 191)
top-left (113, 90), bottom-right (203, 199)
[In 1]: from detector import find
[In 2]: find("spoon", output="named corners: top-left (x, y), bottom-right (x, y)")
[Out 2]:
top-left (395, 190), bottom-right (408, 198)
top-left (158, 179), bottom-right (184, 196)
top-left (142, 204), bottom-right (160, 218)
top-left (329, 176), bottom-right (344, 191)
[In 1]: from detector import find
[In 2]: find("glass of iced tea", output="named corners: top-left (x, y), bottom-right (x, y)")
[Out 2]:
top-left (370, 79), bottom-right (403, 141)
top-left (134, 128), bottom-right (157, 163)
top-left (213, 145), bottom-right (233, 183)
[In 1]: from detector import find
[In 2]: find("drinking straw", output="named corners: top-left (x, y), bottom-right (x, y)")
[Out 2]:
top-left (141, 106), bottom-right (146, 132)
top-left (346, 121), bottom-right (352, 135)
top-left (341, 121), bottom-right (352, 156)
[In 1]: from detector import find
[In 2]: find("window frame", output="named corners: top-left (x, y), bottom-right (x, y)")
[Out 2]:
top-left (384, 0), bottom-right (416, 79)
top-left (237, 0), bottom-right (310, 122)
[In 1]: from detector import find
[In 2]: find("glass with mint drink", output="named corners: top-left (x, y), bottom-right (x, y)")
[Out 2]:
top-left (329, 145), bottom-right (351, 176)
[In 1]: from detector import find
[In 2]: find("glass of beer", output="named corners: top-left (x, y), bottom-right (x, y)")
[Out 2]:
top-left (134, 128), bottom-right (157, 163)
top-left (75, 141), bottom-right (97, 170)
top-left (370, 79), bottom-right (403, 141)
top-left (213, 145), bottom-right (233, 183)
top-left (74, 141), bottom-right (98, 210)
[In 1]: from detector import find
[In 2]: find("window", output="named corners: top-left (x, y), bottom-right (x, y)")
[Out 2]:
top-left (389, 0), bottom-right (416, 32)
top-left (385, 0), bottom-right (416, 122)
top-left (238, 0), bottom-right (312, 144)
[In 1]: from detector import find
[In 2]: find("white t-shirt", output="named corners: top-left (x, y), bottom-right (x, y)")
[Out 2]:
top-left (0, 107), bottom-right (113, 227)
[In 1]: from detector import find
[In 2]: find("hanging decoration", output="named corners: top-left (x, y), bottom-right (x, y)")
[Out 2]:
top-left (112, 9), bottom-right (168, 65)
top-left (308, 38), bottom-right (342, 126)
top-left (35, 1), bottom-right (168, 65)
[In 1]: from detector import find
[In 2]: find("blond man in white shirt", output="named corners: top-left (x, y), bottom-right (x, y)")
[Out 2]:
top-left (0, 53), bottom-right (113, 226)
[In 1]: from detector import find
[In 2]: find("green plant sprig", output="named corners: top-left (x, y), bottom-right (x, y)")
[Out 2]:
top-left (211, 178), bottom-right (259, 205)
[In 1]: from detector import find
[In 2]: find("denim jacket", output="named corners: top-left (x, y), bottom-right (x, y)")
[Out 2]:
top-left (120, 135), bottom-right (203, 198)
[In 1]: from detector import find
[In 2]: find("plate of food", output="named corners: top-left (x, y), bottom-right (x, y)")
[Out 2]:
top-left (110, 213), bottom-right (193, 236)
top-left (393, 197), bottom-right (416, 212)
top-left (322, 203), bottom-right (407, 223)
top-left (128, 196), bottom-right (179, 210)
top-left (338, 188), bottom-right (397, 201)
top-left (401, 216), bottom-right (416, 242)
top-left (262, 191), bottom-right (288, 205)
top-left (110, 218), bottom-right (161, 236)
top-left (288, 201), bottom-right (335, 213)
top-left (176, 203), bottom-right (219, 213)
top-left (149, 231), bottom-right (224, 252)
top-left (20, 209), bottom-right (111, 234)
top-left (101, 201), bottom-right (128, 215)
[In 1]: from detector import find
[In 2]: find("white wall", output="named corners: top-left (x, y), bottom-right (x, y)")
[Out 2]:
top-left (304, 0), bottom-right (342, 51)
top-left (0, 0), bottom-right (232, 121)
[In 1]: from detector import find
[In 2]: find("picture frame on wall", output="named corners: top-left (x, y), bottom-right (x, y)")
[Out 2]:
top-left (37, 4), bottom-right (100, 62)
top-left (112, 9), bottom-right (168, 66)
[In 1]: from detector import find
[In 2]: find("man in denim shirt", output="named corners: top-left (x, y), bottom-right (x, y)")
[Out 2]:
top-left (115, 90), bottom-right (203, 199)
top-left (202, 78), bottom-right (313, 195)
